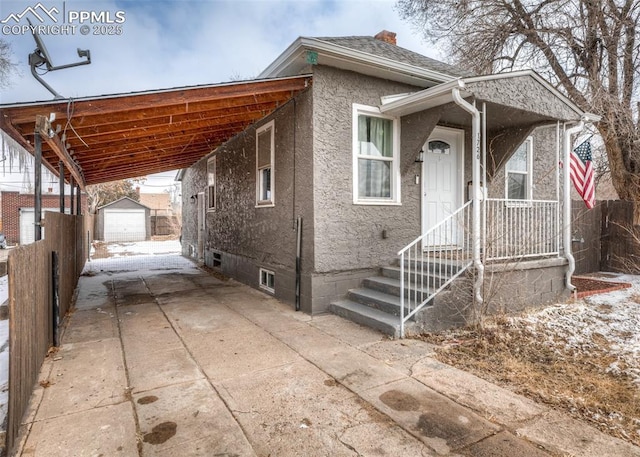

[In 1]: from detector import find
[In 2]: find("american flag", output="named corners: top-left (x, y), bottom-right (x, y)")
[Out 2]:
top-left (570, 137), bottom-right (595, 209)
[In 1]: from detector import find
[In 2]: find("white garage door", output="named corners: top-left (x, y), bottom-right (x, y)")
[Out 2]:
top-left (104, 209), bottom-right (146, 242)
top-left (19, 208), bottom-right (63, 245)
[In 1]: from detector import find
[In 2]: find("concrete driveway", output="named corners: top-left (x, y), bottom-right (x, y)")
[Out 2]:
top-left (12, 257), bottom-right (640, 457)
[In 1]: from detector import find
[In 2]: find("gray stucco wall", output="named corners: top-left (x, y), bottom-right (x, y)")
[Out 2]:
top-left (180, 65), bottom-right (572, 316)
top-left (181, 89), bottom-right (315, 311)
top-left (311, 65), bottom-right (425, 274)
top-left (487, 125), bottom-right (560, 200)
top-left (466, 76), bottom-right (581, 122)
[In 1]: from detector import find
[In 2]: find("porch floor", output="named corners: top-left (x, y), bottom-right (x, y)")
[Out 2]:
top-left (11, 256), bottom-right (637, 456)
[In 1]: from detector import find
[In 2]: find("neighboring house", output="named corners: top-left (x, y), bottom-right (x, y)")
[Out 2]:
top-left (0, 191), bottom-right (87, 245)
top-left (95, 197), bottom-right (151, 242)
top-left (179, 30), bottom-right (595, 336)
top-left (139, 192), bottom-right (181, 236)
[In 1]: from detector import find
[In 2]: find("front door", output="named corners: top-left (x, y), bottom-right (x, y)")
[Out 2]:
top-left (422, 127), bottom-right (464, 246)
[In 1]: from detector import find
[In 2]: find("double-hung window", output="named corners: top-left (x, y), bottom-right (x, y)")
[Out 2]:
top-left (256, 120), bottom-right (275, 207)
top-left (207, 156), bottom-right (216, 211)
top-left (352, 104), bottom-right (400, 204)
top-left (505, 137), bottom-right (533, 200)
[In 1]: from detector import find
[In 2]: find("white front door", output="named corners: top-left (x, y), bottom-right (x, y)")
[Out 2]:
top-left (422, 127), bottom-right (464, 246)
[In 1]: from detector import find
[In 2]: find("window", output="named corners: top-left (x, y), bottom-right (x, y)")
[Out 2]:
top-left (256, 120), bottom-right (275, 207)
top-left (506, 138), bottom-right (533, 200)
top-left (352, 104), bottom-right (400, 204)
top-left (259, 268), bottom-right (275, 293)
top-left (207, 156), bottom-right (216, 211)
top-left (211, 251), bottom-right (222, 268)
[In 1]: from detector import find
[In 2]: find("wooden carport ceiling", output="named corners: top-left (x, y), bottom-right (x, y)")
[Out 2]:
top-left (0, 75), bottom-right (311, 187)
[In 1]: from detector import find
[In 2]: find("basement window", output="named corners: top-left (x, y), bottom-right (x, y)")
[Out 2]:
top-left (259, 268), bottom-right (275, 293)
top-left (256, 120), bottom-right (275, 207)
top-left (211, 251), bottom-right (222, 268)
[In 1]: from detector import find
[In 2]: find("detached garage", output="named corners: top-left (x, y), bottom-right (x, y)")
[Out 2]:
top-left (95, 197), bottom-right (151, 242)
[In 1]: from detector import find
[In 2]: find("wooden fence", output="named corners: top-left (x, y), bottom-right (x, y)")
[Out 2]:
top-left (572, 200), bottom-right (639, 274)
top-left (4, 212), bottom-right (88, 455)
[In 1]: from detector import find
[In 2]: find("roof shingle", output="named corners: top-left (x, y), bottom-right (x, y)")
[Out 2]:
top-left (313, 35), bottom-right (473, 78)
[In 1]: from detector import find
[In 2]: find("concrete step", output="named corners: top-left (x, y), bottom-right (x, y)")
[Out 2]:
top-left (329, 299), bottom-right (401, 338)
top-left (381, 266), bottom-right (449, 289)
top-left (347, 286), bottom-right (429, 317)
top-left (362, 276), bottom-right (433, 302)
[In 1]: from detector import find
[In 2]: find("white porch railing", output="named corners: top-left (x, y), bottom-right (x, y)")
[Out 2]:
top-left (398, 201), bottom-right (472, 337)
top-left (397, 198), bottom-right (560, 337)
top-left (484, 199), bottom-right (560, 261)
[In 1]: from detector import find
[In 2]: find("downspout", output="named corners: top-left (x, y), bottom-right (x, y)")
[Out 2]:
top-left (563, 121), bottom-right (584, 293)
top-left (452, 88), bottom-right (484, 315)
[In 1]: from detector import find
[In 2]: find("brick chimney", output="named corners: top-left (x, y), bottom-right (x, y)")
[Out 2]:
top-left (374, 30), bottom-right (396, 45)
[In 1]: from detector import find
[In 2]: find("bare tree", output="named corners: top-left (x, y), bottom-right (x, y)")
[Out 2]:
top-left (0, 38), bottom-right (17, 89)
top-left (398, 0), bottom-right (640, 201)
top-left (85, 179), bottom-right (141, 213)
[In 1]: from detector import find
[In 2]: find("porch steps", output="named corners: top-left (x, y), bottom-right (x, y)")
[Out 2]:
top-left (330, 299), bottom-right (403, 338)
top-left (330, 258), bottom-right (468, 337)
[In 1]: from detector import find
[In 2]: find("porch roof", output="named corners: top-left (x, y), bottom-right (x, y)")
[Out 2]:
top-left (0, 75), bottom-right (311, 189)
top-left (380, 70), bottom-right (585, 128)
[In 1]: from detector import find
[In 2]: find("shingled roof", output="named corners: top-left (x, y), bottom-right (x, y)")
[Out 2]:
top-left (314, 35), bottom-right (473, 78)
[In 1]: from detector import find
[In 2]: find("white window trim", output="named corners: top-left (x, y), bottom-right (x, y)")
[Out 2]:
top-left (352, 104), bottom-right (401, 205)
top-left (256, 120), bottom-right (275, 208)
top-left (207, 155), bottom-right (216, 212)
top-left (505, 136), bottom-right (533, 203)
top-left (259, 268), bottom-right (275, 293)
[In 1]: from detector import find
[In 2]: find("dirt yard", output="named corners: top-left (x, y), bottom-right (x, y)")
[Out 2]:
top-left (418, 274), bottom-right (640, 447)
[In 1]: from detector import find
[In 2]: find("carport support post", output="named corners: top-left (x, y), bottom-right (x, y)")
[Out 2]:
top-left (59, 161), bottom-right (65, 213)
top-left (76, 184), bottom-right (81, 215)
top-left (34, 131), bottom-right (42, 241)
top-left (69, 176), bottom-right (75, 215)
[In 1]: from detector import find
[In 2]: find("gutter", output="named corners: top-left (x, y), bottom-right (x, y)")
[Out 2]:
top-left (562, 113), bottom-right (601, 293)
top-left (452, 88), bottom-right (484, 317)
top-left (563, 121), bottom-right (583, 293)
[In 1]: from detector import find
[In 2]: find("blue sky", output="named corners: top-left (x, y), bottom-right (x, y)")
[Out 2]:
top-left (0, 0), bottom-right (441, 104)
top-left (0, 0), bottom-right (441, 192)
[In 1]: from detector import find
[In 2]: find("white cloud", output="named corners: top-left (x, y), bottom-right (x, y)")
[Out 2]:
top-left (1, 0), bottom-right (441, 103)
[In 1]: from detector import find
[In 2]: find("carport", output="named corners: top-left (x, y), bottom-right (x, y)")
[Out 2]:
top-left (0, 75), bottom-right (311, 455)
top-left (1, 75), bottom-right (311, 187)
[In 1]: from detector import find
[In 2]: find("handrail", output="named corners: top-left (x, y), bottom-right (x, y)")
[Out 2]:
top-left (398, 201), bottom-right (472, 337)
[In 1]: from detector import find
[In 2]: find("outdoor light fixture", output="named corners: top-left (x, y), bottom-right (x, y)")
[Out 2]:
top-left (190, 195), bottom-right (196, 203)
top-left (415, 149), bottom-right (424, 163)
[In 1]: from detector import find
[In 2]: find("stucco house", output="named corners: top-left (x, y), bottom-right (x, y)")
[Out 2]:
top-left (179, 31), bottom-right (597, 336)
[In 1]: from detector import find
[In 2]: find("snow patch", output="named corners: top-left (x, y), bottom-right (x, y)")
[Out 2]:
top-left (515, 274), bottom-right (640, 384)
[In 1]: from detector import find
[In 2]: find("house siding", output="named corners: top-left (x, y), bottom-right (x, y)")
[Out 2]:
top-left (311, 65), bottom-right (424, 273)
top-left (180, 65), bottom-right (572, 316)
top-left (488, 125), bottom-right (560, 200)
top-left (181, 89), bottom-right (316, 312)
